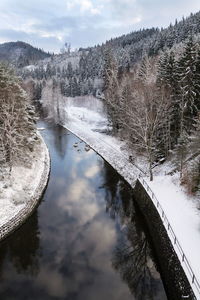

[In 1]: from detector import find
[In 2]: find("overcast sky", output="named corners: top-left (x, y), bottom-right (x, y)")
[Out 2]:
top-left (0, 0), bottom-right (199, 53)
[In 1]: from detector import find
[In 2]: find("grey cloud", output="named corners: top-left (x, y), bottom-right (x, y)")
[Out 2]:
top-left (32, 14), bottom-right (104, 32)
top-left (0, 28), bottom-right (62, 52)
top-left (64, 23), bottom-right (135, 49)
top-left (109, 0), bottom-right (141, 18)
top-left (0, 0), bottom-right (199, 52)
top-left (33, 17), bottom-right (80, 32)
top-left (0, 0), bottom-right (63, 19)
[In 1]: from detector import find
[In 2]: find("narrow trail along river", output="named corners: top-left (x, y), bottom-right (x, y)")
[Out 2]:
top-left (0, 120), bottom-right (167, 300)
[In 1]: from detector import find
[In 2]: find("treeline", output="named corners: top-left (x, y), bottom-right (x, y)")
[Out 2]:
top-left (20, 47), bottom-right (104, 99)
top-left (106, 11), bottom-right (200, 65)
top-left (0, 64), bottom-right (38, 175)
top-left (21, 58), bottom-right (103, 99)
top-left (104, 37), bottom-right (200, 193)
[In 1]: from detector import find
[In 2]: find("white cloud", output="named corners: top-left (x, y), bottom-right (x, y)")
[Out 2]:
top-left (66, 0), bottom-right (102, 15)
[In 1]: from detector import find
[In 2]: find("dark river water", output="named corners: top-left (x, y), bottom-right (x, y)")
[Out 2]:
top-left (0, 120), bottom-right (167, 300)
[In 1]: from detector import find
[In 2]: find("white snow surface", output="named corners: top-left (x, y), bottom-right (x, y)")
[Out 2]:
top-left (24, 65), bottom-right (36, 71)
top-left (0, 134), bottom-right (46, 227)
top-left (63, 97), bottom-right (200, 299)
top-left (145, 175), bottom-right (200, 299)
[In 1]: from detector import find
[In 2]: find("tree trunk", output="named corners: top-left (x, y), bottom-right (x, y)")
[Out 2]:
top-left (149, 167), bottom-right (153, 181)
top-left (149, 154), bottom-right (153, 181)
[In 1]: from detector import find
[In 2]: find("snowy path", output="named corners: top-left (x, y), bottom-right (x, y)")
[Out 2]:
top-left (145, 176), bottom-right (200, 299)
top-left (63, 100), bottom-right (200, 299)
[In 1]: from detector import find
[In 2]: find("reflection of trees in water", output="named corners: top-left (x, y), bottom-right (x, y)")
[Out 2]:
top-left (0, 211), bottom-right (40, 277)
top-left (100, 161), bottom-right (133, 221)
top-left (51, 124), bottom-right (69, 158)
top-left (112, 223), bottom-right (159, 300)
top-left (101, 161), bottom-right (162, 300)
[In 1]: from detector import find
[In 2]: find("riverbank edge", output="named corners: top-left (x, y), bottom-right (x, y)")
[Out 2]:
top-left (63, 123), bottom-right (140, 186)
top-left (64, 124), bottom-right (196, 300)
top-left (133, 180), bottom-right (195, 300)
top-left (0, 134), bottom-right (50, 242)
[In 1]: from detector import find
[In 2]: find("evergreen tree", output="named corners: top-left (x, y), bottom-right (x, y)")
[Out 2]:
top-left (157, 51), bottom-right (181, 148)
top-left (180, 114), bottom-right (200, 193)
top-left (103, 49), bottom-right (121, 133)
top-left (0, 64), bottom-right (37, 173)
top-left (138, 55), bottom-right (151, 82)
top-left (66, 62), bottom-right (73, 78)
top-left (172, 130), bottom-right (189, 179)
top-left (177, 37), bottom-right (199, 132)
top-left (189, 113), bottom-right (200, 154)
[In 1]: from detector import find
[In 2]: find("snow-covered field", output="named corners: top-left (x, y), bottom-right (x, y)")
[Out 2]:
top-left (0, 134), bottom-right (47, 228)
top-left (63, 97), bottom-right (200, 299)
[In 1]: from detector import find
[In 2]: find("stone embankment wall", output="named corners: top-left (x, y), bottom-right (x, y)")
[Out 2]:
top-left (0, 137), bottom-right (50, 241)
top-left (133, 180), bottom-right (195, 300)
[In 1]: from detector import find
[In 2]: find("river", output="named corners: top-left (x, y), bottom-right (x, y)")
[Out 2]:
top-left (0, 120), bottom-right (167, 300)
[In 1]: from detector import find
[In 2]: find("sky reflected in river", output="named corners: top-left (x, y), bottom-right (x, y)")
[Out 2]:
top-left (0, 121), bottom-right (167, 300)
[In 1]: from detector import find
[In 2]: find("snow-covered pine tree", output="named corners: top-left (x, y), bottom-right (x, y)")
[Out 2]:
top-left (0, 64), bottom-right (38, 173)
top-left (177, 37), bottom-right (199, 132)
top-left (103, 48), bottom-right (121, 134)
top-left (138, 55), bottom-right (151, 82)
top-left (189, 113), bottom-right (200, 154)
top-left (171, 130), bottom-right (189, 179)
top-left (195, 45), bottom-right (200, 111)
top-left (157, 51), bottom-right (181, 149)
top-left (182, 114), bottom-right (200, 193)
top-left (157, 52), bottom-right (170, 85)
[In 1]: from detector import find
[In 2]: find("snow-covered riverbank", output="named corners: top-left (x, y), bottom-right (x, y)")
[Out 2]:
top-left (0, 133), bottom-right (50, 240)
top-left (62, 97), bottom-right (200, 299)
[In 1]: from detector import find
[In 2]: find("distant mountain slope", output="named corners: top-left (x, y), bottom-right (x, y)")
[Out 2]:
top-left (0, 41), bottom-right (51, 67)
top-left (21, 10), bottom-right (200, 99)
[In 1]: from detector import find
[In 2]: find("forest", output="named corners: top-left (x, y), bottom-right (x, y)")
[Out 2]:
top-left (104, 37), bottom-right (200, 192)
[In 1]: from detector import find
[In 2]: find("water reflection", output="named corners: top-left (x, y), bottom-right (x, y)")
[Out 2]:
top-left (40, 122), bottom-right (70, 159)
top-left (0, 121), bottom-right (167, 300)
top-left (0, 211), bottom-right (40, 277)
top-left (112, 220), bottom-right (162, 300)
top-left (100, 161), bottom-right (133, 221)
top-left (100, 162), bottom-right (166, 299)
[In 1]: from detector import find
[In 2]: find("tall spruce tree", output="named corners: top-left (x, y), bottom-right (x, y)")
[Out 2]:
top-left (157, 51), bottom-right (182, 148)
top-left (103, 49), bottom-right (121, 133)
top-left (177, 37), bottom-right (199, 132)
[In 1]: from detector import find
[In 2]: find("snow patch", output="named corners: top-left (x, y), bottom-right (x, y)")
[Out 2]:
top-left (0, 133), bottom-right (48, 228)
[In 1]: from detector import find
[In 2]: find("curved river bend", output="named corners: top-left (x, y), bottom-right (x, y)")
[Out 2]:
top-left (0, 121), bottom-right (167, 300)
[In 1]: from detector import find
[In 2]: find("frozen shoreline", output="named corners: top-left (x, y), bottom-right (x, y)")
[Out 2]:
top-left (0, 134), bottom-right (50, 241)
